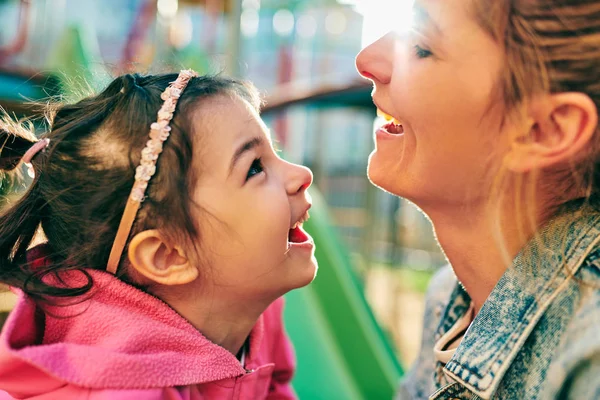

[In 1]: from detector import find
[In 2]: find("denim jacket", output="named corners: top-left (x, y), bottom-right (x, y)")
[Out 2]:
top-left (398, 206), bottom-right (600, 399)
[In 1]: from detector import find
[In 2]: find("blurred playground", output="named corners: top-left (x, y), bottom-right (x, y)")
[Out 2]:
top-left (0, 0), bottom-right (447, 398)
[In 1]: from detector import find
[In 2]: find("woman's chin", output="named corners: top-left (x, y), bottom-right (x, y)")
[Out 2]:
top-left (367, 153), bottom-right (400, 194)
top-left (367, 158), bottom-right (420, 204)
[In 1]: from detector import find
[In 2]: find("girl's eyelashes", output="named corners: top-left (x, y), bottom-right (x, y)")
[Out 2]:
top-left (246, 158), bottom-right (264, 181)
top-left (414, 44), bottom-right (433, 59)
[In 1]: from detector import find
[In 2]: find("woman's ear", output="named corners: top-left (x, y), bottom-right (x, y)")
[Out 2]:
top-left (503, 93), bottom-right (598, 172)
top-left (128, 230), bottom-right (198, 285)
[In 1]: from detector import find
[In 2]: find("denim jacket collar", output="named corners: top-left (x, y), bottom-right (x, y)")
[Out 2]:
top-left (433, 206), bottom-right (600, 399)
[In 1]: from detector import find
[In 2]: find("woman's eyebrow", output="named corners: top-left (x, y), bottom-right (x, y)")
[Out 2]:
top-left (413, 2), bottom-right (443, 37)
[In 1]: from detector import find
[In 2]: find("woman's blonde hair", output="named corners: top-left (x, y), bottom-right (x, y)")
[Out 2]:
top-left (475, 1), bottom-right (600, 203)
top-left (474, 1), bottom-right (600, 272)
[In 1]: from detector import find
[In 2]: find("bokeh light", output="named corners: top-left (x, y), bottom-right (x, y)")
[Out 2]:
top-left (348, 0), bottom-right (414, 46)
top-left (157, 0), bottom-right (178, 19)
top-left (241, 9), bottom-right (260, 37)
top-left (325, 10), bottom-right (347, 35)
top-left (169, 11), bottom-right (193, 49)
top-left (296, 14), bottom-right (317, 39)
top-left (273, 9), bottom-right (295, 37)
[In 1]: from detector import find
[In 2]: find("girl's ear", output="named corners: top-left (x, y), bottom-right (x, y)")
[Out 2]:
top-left (503, 93), bottom-right (598, 172)
top-left (128, 230), bottom-right (198, 285)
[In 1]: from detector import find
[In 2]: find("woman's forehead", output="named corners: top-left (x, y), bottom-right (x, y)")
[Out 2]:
top-left (414, 0), bottom-right (475, 28)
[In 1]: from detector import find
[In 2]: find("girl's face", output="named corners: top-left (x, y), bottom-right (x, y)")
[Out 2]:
top-left (190, 95), bottom-right (317, 301)
top-left (356, 0), bottom-right (511, 212)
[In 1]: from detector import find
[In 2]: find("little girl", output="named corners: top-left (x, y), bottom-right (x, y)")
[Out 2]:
top-left (0, 71), bottom-right (317, 399)
top-left (356, 0), bottom-right (600, 399)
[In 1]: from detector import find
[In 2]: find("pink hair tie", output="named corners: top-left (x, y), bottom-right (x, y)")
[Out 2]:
top-left (22, 138), bottom-right (50, 164)
top-left (22, 138), bottom-right (50, 178)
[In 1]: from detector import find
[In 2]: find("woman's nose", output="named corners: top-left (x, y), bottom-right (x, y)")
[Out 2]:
top-left (285, 162), bottom-right (313, 196)
top-left (355, 32), bottom-right (395, 85)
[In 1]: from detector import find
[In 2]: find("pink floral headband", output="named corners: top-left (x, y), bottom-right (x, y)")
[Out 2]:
top-left (106, 70), bottom-right (198, 274)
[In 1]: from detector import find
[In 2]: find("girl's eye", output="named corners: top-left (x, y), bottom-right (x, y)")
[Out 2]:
top-left (414, 45), bottom-right (433, 59)
top-left (246, 158), bottom-right (264, 180)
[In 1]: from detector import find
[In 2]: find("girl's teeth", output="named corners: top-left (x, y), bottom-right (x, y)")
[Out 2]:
top-left (290, 211), bottom-right (310, 231)
top-left (300, 212), bottom-right (309, 224)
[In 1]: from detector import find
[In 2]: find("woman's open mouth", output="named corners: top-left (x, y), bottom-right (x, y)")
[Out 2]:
top-left (378, 109), bottom-right (404, 135)
top-left (383, 120), bottom-right (404, 134)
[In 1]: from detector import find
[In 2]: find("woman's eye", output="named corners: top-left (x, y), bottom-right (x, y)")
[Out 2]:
top-left (414, 44), bottom-right (433, 59)
top-left (246, 158), bottom-right (264, 180)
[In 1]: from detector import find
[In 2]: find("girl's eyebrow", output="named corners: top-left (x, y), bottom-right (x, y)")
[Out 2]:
top-left (229, 136), bottom-right (264, 175)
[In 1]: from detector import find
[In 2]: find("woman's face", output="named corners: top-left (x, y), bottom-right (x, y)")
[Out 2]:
top-left (356, 0), bottom-right (511, 212)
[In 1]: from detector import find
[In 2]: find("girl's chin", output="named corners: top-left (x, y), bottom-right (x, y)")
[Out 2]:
top-left (287, 257), bottom-right (318, 289)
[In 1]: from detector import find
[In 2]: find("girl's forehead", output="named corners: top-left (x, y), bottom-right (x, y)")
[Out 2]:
top-left (189, 95), bottom-right (270, 169)
top-left (190, 95), bottom-right (256, 135)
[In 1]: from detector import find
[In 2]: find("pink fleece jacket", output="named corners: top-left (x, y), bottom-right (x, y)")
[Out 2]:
top-left (0, 268), bottom-right (296, 399)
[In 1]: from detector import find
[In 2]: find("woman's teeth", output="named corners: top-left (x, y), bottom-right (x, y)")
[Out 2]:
top-left (377, 109), bottom-right (404, 134)
top-left (377, 109), bottom-right (402, 125)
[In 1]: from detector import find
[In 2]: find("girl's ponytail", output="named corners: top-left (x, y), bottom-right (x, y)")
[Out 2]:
top-left (0, 124), bottom-right (47, 295)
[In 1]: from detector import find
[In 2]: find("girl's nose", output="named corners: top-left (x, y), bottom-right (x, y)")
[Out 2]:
top-left (285, 162), bottom-right (313, 196)
top-left (355, 32), bottom-right (395, 85)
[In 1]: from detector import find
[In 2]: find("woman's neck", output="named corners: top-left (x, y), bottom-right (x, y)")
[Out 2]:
top-left (428, 201), bottom-right (539, 315)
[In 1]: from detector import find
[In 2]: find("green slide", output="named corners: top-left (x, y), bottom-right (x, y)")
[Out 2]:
top-left (284, 188), bottom-right (403, 400)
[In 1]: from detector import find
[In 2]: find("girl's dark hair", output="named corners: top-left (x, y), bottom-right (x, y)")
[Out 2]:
top-left (0, 73), bottom-right (261, 302)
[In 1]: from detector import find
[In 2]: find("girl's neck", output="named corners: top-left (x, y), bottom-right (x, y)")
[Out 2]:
top-left (157, 286), bottom-right (271, 355)
top-left (428, 201), bottom-right (539, 315)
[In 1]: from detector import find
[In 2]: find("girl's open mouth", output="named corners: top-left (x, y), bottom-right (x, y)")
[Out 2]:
top-left (288, 225), bottom-right (309, 243)
top-left (287, 210), bottom-right (314, 249)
